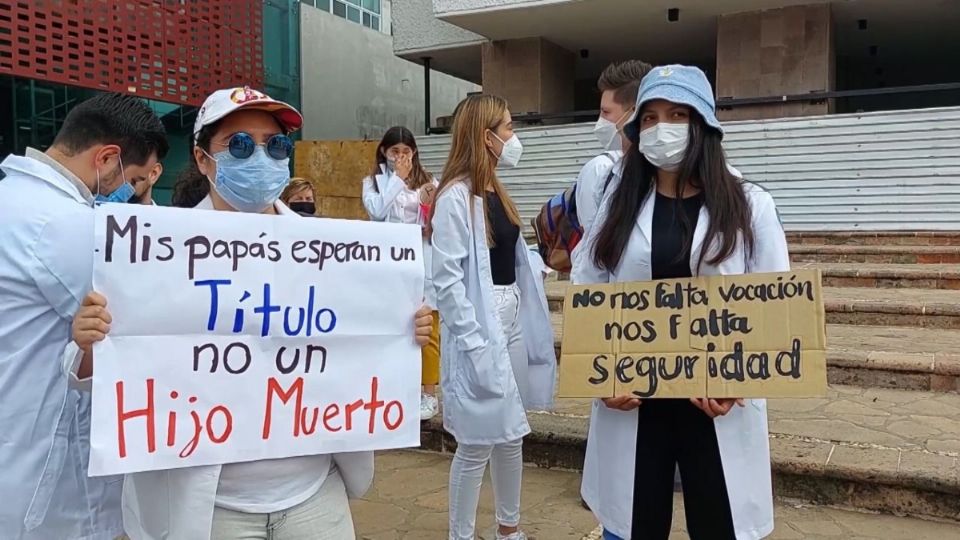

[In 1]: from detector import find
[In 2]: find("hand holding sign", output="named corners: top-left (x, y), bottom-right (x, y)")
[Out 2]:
top-left (690, 397), bottom-right (744, 418)
top-left (602, 396), bottom-right (642, 411)
top-left (73, 292), bottom-right (111, 353)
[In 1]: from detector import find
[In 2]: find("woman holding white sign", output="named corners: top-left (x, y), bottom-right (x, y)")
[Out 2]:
top-left (572, 66), bottom-right (790, 540)
top-left (361, 126), bottom-right (442, 421)
top-left (72, 87), bottom-right (436, 540)
top-left (430, 94), bottom-right (556, 540)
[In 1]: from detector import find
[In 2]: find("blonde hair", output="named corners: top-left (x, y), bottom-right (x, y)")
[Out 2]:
top-left (280, 177), bottom-right (314, 204)
top-left (432, 94), bottom-right (522, 245)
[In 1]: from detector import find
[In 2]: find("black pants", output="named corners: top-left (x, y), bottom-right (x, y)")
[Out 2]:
top-left (630, 399), bottom-right (736, 540)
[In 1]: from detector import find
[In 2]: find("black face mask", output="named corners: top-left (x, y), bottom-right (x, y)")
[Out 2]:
top-left (289, 201), bottom-right (316, 216)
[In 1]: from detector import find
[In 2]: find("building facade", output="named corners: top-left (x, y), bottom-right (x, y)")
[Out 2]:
top-left (0, 0), bottom-right (477, 203)
top-left (393, 0), bottom-right (960, 123)
top-left (0, 0), bottom-right (299, 204)
top-left (299, 1), bottom-right (479, 141)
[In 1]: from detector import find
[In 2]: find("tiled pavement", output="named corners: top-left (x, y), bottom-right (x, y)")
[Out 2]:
top-left (352, 450), bottom-right (960, 540)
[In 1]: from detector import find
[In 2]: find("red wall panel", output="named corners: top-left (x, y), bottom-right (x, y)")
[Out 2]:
top-left (0, 0), bottom-right (263, 106)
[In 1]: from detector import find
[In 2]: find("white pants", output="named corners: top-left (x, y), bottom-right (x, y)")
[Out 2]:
top-left (210, 468), bottom-right (355, 540)
top-left (448, 284), bottom-right (528, 540)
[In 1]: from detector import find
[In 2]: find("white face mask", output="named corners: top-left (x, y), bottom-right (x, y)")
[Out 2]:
top-left (491, 132), bottom-right (523, 169)
top-left (639, 122), bottom-right (689, 171)
top-left (592, 109), bottom-right (632, 151)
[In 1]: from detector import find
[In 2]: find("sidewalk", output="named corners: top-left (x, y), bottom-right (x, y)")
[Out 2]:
top-left (351, 450), bottom-right (960, 540)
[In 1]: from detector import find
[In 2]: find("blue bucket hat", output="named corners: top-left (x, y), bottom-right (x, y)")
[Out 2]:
top-left (624, 64), bottom-right (723, 141)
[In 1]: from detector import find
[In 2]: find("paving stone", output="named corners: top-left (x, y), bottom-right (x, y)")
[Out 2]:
top-left (790, 517), bottom-right (846, 536)
top-left (353, 451), bottom-right (960, 539)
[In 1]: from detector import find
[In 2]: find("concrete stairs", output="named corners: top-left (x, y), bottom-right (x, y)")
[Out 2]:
top-left (422, 232), bottom-right (960, 523)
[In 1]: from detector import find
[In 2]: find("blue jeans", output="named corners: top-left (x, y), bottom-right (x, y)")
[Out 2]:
top-left (602, 530), bottom-right (624, 540)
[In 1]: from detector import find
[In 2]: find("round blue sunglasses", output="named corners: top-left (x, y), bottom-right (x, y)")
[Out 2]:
top-left (215, 132), bottom-right (294, 160)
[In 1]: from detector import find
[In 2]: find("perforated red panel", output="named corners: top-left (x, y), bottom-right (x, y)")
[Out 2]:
top-left (0, 0), bottom-right (263, 106)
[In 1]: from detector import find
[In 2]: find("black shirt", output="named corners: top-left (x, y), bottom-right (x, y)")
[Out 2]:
top-left (650, 191), bottom-right (705, 280)
top-left (487, 192), bottom-right (519, 285)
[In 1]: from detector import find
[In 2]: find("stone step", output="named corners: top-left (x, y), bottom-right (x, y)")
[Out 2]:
top-left (552, 262), bottom-right (960, 290)
top-left (790, 244), bottom-right (960, 264)
top-left (550, 317), bottom-right (960, 394)
top-left (545, 282), bottom-right (960, 329)
top-left (787, 231), bottom-right (960, 247)
top-left (793, 262), bottom-right (960, 290)
top-left (420, 385), bottom-right (960, 521)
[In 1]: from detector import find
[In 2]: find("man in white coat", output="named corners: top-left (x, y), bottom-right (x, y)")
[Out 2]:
top-left (0, 92), bottom-right (168, 540)
top-left (575, 60), bottom-right (652, 239)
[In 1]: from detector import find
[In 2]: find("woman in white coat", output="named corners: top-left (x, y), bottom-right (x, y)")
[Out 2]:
top-left (430, 94), bottom-right (556, 540)
top-left (70, 87), bottom-right (435, 540)
top-left (362, 126), bottom-right (442, 421)
top-left (573, 65), bottom-right (790, 540)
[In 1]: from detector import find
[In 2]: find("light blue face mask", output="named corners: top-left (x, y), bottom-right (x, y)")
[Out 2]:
top-left (94, 153), bottom-right (135, 205)
top-left (206, 146), bottom-right (290, 213)
top-left (94, 182), bottom-right (135, 204)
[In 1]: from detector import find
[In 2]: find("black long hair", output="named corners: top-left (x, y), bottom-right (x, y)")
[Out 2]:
top-left (370, 126), bottom-right (431, 192)
top-left (171, 122), bottom-right (219, 208)
top-left (592, 110), bottom-right (755, 273)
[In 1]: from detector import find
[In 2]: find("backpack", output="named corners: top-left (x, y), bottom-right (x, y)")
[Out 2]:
top-left (531, 152), bottom-right (618, 273)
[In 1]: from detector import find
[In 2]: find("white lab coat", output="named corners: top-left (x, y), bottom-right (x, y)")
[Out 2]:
top-left (361, 165), bottom-right (438, 308)
top-left (0, 152), bottom-right (124, 540)
top-left (431, 180), bottom-right (556, 445)
top-left (574, 150), bottom-right (623, 238)
top-left (573, 175), bottom-right (789, 540)
top-left (118, 195), bottom-right (375, 540)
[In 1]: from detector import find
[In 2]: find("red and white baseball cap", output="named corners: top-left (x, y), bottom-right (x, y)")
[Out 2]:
top-left (193, 86), bottom-right (303, 138)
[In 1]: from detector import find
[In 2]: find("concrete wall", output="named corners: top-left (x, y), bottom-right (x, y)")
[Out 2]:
top-left (481, 37), bottom-right (575, 115)
top-left (300, 4), bottom-right (479, 141)
top-left (717, 3), bottom-right (835, 120)
top-left (393, 0), bottom-right (485, 54)
top-left (433, 0), bottom-right (571, 17)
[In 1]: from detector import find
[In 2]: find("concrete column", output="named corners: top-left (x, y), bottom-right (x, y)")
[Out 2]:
top-left (716, 3), bottom-right (835, 120)
top-left (481, 37), bottom-right (575, 115)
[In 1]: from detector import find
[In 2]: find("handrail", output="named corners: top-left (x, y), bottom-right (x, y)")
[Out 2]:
top-left (426, 81), bottom-right (960, 134)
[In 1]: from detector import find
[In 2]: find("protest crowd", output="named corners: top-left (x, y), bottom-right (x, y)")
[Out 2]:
top-left (1, 58), bottom-right (794, 540)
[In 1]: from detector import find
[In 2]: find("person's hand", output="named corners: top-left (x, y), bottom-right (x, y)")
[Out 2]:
top-left (602, 395), bottom-right (642, 411)
top-left (690, 398), bottom-right (744, 418)
top-left (73, 292), bottom-right (111, 352)
top-left (414, 305), bottom-right (433, 347)
top-left (394, 153), bottom-right (413, 181)
top-left (419, 184), bottom-right (436, 206)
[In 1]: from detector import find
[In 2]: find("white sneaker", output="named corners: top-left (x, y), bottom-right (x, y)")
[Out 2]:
top-left (420, 393), bottom-right (439, 421)
top-left (495, 531), bottom-right (527, 540)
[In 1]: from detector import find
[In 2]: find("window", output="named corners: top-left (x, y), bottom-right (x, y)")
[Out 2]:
top-left (314, 0), bottom-right (382, 32)
top-left (347, 5), bottom-right (361, 23)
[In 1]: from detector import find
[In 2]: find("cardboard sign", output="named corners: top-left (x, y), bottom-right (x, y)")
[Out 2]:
top-left (558, 270), bottom-right (827, 399)
top-left (89, 204), bottom-right (424, 476)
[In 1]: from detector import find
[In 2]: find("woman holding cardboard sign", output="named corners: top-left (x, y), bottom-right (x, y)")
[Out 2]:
top-left (430, 94), bottom-right (556, 540)
top-left (70, 87), bottom-right (436, 540)
top-left (572, 66), bottom-right (790, 540)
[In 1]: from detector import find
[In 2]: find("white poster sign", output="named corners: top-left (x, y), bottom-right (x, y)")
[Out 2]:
top-left (89, 204), bottom-right (424, 476)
